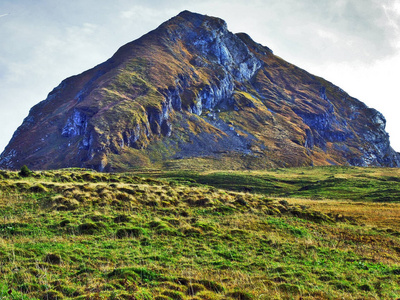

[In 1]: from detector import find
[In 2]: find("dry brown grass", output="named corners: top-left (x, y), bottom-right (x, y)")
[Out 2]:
top-left (284, 198), bottom-right (400, 230)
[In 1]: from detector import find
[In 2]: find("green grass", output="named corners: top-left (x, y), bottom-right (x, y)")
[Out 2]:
top-left (141, 166), bottom-right (400, 202)
top-left (0, 167), bottom-right (400, 299)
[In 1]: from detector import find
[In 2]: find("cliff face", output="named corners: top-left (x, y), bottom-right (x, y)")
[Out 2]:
top-left (1, 11), bottom-right (399, 171)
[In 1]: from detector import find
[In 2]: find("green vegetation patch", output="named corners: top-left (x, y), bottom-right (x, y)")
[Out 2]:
top-left (147, 166), bottom-right (400, 202)
top-left (0, 167), bottom-right (399, 299)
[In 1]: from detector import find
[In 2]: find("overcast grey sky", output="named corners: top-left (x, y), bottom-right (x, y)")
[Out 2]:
top-left (1, 0), bottom-right (400, 153)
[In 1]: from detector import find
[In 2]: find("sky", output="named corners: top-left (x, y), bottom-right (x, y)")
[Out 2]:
top-left (1, 0), bottom-right (400, 153)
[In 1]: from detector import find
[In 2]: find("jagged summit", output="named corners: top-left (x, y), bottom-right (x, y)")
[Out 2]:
top-left (166, 10), bottom-right (228, 31)
top-left (1, 11), bottom-right (399, 171)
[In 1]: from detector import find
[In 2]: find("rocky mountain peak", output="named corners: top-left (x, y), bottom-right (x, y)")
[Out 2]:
top-left (158, 10), bottom-right (262, 83)
top-left (1, 11), bottom-right (399, 171)
top-left (164, 10), bottom-right (229, 36)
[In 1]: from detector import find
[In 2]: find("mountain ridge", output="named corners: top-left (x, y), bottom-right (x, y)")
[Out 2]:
top-left (1, 10), bottom-right (399, 171)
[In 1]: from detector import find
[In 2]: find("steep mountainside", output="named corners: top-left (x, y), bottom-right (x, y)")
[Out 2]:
top-left (1, 11), bottom-right (399, 171)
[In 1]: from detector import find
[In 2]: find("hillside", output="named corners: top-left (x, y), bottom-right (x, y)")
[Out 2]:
top-left (1, 11), bottom-right (399, 171)
top-left (1, 167), bottom-right (400, 299)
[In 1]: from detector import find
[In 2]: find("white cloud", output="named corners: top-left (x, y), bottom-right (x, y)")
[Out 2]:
top-left (316, 28), bottom-right (340, 43)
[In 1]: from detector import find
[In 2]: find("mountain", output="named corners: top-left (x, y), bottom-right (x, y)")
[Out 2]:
top-left (1, 10), bottom-right (399, 171)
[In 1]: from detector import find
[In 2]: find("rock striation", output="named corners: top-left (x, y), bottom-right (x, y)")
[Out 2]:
top-left (1, 11), bottom-right (399, 171)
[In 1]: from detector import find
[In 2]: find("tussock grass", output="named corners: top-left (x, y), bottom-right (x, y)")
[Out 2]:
top-left (0, 167), bottom-right (399, 299)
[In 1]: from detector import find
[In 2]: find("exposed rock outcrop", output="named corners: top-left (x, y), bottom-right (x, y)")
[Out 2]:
top-left (1, 10), bottom-right (399, 171)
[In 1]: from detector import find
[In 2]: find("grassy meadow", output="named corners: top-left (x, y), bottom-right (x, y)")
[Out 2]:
top-left (0, 166), bottom-right (400, 299)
